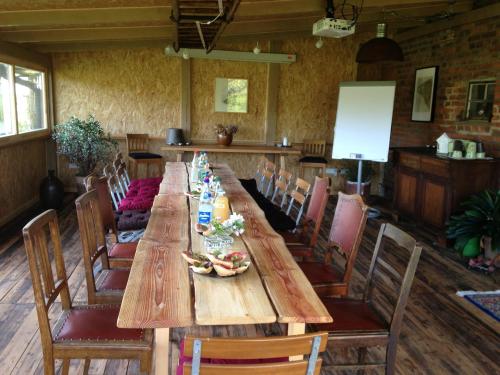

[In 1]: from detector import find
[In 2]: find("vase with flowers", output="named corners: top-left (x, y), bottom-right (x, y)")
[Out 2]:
top-left (215, 124), bottom-right (238, 146)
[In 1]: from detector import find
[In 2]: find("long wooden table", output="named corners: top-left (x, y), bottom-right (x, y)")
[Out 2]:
top-left (118, 162), bottom-right (332, 374)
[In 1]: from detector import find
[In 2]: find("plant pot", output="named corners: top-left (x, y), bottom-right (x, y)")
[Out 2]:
top-left (345, 180), bottom-right (371, 196)
top-left (40, 170), bottom-right (64, 209)
top-left (217, 133), bottom-right (233, 146)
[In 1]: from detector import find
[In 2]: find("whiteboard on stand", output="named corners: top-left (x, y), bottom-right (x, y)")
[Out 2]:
top-left (332, 81), bottom-right (396, 162)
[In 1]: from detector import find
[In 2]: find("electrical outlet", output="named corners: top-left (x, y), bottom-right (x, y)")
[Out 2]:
top-left (326, 167), bottom-right (338, 176)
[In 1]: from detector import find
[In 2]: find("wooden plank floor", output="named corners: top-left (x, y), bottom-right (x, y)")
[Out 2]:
top-left (0, 199), bottom-right (498, 374)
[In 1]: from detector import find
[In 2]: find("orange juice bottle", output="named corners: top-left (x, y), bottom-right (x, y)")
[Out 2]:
top-left (213, 190), bottom-right (230, 222)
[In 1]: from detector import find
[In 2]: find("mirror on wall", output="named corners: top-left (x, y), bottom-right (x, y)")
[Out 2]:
top-left (214, 78), bottom-right (248, 113)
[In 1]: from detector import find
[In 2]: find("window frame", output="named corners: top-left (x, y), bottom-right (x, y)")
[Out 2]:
top-left (0, 58), bottom-right (50, 147)
top-left (465, 78), bottom-right (496, 121)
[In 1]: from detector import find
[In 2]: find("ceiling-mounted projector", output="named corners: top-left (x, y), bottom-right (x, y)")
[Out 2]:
top-left (313, 18), bottom-right (355, 38)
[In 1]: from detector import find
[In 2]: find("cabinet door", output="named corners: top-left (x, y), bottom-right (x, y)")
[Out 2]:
top-left (420, 178), bottom-right (447, 228)
top-left (396, 170), bottom-right (418, 216)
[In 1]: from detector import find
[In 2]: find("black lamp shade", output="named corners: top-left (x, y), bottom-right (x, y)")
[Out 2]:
top-left (166, 128), bottom-right (185, 145)
top-left (356, 37), bottom-right (404, 63)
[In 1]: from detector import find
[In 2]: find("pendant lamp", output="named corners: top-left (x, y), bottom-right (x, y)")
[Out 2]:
top-left (356, 23), bottom-right (404, 63)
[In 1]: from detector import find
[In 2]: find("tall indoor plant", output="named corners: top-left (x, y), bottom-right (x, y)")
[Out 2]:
top-left (52, 115), bottom-right (117, 187)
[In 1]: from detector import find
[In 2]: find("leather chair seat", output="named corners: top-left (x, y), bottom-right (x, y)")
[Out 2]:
top-left (54, 305), bottom-right (144, 341)
top-left (313, 298), bottom-right (388, 333)
top-left (299, 156), bottom-right (328, 164)
top-left (298, 261), bottom-right (343, 284)
top-left (99, 269), bottom-right (130, 291)
top-left (109, 242), bottom-right (137, 259)
top-left (129, 152), bottom-right (162, 159)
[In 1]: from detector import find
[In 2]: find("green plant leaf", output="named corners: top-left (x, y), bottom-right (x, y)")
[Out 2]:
top-left (462, 237), bottom-right (481, 257)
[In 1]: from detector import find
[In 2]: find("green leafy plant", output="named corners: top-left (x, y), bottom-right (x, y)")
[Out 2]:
top-left (446, 190), bottom-right (500, 257)
top-left (52, 115), bottom-right (117, 176)
top-left (345, 161), bottom-right (373, 183)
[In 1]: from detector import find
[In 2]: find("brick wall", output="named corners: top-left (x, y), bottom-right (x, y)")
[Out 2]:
top-left (381, 15), bottom-right (500, 156)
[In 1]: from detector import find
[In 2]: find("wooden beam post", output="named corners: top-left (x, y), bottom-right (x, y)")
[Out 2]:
top-left (180, 58), bottom-right (191, 140)
top-left (265, 40), bottom-right (281, 146)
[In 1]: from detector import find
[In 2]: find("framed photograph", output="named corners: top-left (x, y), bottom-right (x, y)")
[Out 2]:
top-left (214, 78), bottom-right (248, 113)
top-left (411, 66), bottom-right (438, 122)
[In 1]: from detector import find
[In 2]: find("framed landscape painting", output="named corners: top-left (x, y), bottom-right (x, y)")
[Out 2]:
top-left (411, 66), bottom-right (438, 122)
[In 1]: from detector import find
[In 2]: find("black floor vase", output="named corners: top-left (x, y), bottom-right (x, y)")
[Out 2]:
top-left (40, 170), bottom-right (64, 209)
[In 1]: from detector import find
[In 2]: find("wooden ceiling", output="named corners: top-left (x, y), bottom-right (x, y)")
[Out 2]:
top-left (0, 0), bottom-right (475, 52)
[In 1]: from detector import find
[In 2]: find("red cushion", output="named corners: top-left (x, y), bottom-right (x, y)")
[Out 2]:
top-left (314, 298), bottom-right (388, 333)
top-left (119, 197), bottom-right (154, 211)
top-left (298, 261), bottom-right (343, 285)
top-left (54, 306), bottom-right (144, 341)
top-left (99, 269), bottom-right (130, 291)
top-left (109, 242), bottom-right (137, 259)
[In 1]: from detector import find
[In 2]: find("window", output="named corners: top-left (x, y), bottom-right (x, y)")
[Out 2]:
top-left (466, 80), bottom-right (495, 121)
top-left (0, 61), bottom-right (47, 138)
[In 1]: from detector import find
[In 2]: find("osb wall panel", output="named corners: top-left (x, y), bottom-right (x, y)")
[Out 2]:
top-left (276, 35), bottom-right (365, 143)
top-left (1, 0), bottom-right (163, 10)
top-left (0, 139), bottom-right (46, 225)
top-left (190, 43), bottom-right (267, 143)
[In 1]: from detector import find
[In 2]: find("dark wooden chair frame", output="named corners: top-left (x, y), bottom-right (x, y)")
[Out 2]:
top-left (126, 133), bottom-right (163, 179)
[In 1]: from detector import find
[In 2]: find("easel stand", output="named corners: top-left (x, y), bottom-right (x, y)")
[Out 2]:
top-left (355, 159), bottom-right (380, 219)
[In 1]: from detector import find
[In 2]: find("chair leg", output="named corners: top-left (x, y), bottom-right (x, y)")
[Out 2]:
top-left (299, 164), bottom-right (304, 179)
top-left (386, 341), bottom-right (397, 375)
top-left (83, 358), bottom-right (91, 375)
top-left (140, 351), bottom-right (153, 374)
top-left (43, 355), bottom-right (55, 375)
top-left (357, 347), bottom-right (367, 375)
top-left (61, 359), bottom-right (70, 375)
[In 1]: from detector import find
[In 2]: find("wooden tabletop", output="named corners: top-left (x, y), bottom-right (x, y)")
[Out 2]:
top-left (162, 144), bottom-right (302, 155)
top-left (118, 162), bottom-right (332, 329)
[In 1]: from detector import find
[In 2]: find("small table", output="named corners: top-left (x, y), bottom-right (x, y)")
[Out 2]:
top-left (117, 162), bottom-right (332, 374)
top-left (162, 144), bottom-right (301, 170)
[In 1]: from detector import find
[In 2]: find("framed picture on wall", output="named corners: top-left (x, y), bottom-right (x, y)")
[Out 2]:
top-left (411, 66), bottom-right (438, 122)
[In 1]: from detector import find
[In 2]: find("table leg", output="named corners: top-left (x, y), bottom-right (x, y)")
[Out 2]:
top-left (154, 328), bottom-right (170, 375)
top-left (176, 151), bottom-right (183, 162)
top-left (287, 322), bottom-right (305, 360)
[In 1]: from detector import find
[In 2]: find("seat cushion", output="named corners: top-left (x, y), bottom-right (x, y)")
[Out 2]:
top-left (54, 306), bottom-right (144, 341)
top-left (119, 196), bottom-right (154, 211)
top-left (298, 261), bottom-right (343, 285)
top-left (116, 210), bottom-right (151, 231)
top-left (129, 152), bottom-right (162, 159)
top-left (99, 269), bottom-right (130, 291)
top-left (109, 242), bottom-right (137, 259)
top-left (314, 298), bottom-right (388, 333)
top-left (299, 156), bottom-right (328, 164)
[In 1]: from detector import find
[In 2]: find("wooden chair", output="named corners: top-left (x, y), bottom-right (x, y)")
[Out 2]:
top-left (75, 190), bottom-right (130, 304)
top-left (22, 209), bottom-right (153, 375)
top-left (108, 174), bottom-right (126, 210)
top-left (313, 223), bottom-right (422, 375)
top-left (299, 140), bottom-right (327, 178)
top-left (285, 177), bottom-right (311, 226)
top-left (86, 176), bottom-right (137, 268)
top-left (270, 168), bottom-right (293, 208)
top-left (281, 176), bottom-right (330, 258)
top-left (126, 133), bottom-right (163, 179)
top-left (260, 160), bottom-right (276, 198)
top-left (116, 164), bottom-right (130, 193)
top-left (103, 164), bottom-right (114, 179)
top-left (298, 192), bottom-right (369, 297)
top-left (180, 332), bottom-right (329, 375)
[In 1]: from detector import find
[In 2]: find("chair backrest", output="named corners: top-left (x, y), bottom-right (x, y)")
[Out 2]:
top-left (113, 158), bottom-right (121, 172)
top-left (327, 192), bottom-right (369, 283)
top-left (271, 169), bottom-right (293, 208)
top-left (22, 210), bottom-right (72, 346)
top-left (115, 151), bottom-right (123, 163)
top-left (301, 176), bottom-right (330, 247)
top-left (303, 140), bottom-right (326, 157)
top-left (255, 156), bottom-right (267, 184)
top-left (86, 176), bottom-right (118, 237)
top-left (103, 164), bottom-right (114, 179)
top-left (260, 160), bottom-right (276, 198)
top-left (286, 177), bottom-right (311, 226)
top-left (107, 175), bottom-right (124, 210)
top-left (127, 133), bottom-right (150, 153)
top-left (182, 332), bottom-right (328, 375)
top-left (364, 223), bottom-right (422, 342)
top-left (75, 190), bottom-right (110, 303)
top-left (116, 164), bottom-right (129, 192)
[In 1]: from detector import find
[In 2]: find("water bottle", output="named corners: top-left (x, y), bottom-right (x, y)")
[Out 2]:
top-left (190, 151), bottom-right (199, 183)
top-left (198, 178), bottom-right (213, 225)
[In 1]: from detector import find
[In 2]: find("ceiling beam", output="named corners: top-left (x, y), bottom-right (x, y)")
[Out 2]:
top-left (207, 0), bottom-right (241, 52)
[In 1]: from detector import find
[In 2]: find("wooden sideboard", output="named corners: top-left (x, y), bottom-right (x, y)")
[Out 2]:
top-left (393, 148), bottom-right (498, 229)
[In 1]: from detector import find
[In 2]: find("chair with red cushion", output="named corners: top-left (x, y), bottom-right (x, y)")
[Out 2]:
top-left (76, 190), bottom-right (131, 304)
top-left (312, 223), bottom-right (422, 375)
top-left (22, 209), bottom-right (153, 375)
top-left (177, 332), bottom-right (329, 375)
top-left (298, 191), bottom-right (369, 297)
top-left (86, 176), bottom-right (138, 268)
top-left (280, 176), bottom-right (330, 258)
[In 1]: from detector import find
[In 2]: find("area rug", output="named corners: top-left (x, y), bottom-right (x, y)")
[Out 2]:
top-left (456, 290), bottom-right (500, 322)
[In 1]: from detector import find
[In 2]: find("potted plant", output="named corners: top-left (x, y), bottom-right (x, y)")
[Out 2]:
top-left (215, 124), bottom-right (238, 146)
top-left (52, 115), bottom-right (117, 190)
top-left (343, 161), bottom-right (373, 196)
top-left (447, 190), bottom-right (500, 269)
